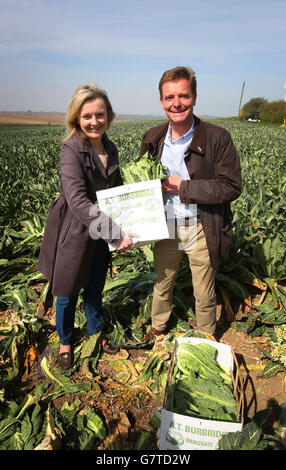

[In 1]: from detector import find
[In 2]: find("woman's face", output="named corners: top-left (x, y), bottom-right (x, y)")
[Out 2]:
top-left (78, 97), bottom-right (108, 142)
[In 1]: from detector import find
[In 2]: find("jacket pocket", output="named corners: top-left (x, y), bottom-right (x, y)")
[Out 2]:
top-left (59, 220), bottom-right (72, 246)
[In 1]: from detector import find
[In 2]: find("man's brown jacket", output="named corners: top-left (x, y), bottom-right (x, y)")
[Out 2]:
top-left (140, 115), bottom-right (242, 271)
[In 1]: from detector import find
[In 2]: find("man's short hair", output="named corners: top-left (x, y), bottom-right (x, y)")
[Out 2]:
top-left (159, 66), bottom-right (197, 98)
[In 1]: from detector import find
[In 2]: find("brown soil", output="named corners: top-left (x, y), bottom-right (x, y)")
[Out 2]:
top-left (0, 113), bottom-right (65, 126)
top-left (218, 326), bottom-right (285, 427)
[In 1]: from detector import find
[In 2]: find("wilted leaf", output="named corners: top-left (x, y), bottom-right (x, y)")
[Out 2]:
top-left (80, 332), bottom-right (101, 360)
top-left (40, 357), bottom-right (71, 386)
top-left (109, 359), bottom-right (139, 383)
top-left (23, 345), bottom-right (40, 378)
top-left (260, 360), bottom-right (285, 378)
top-left (34, 404), bottom-right (61, 450)
top-left (218, 285), bottom-right (235, 322)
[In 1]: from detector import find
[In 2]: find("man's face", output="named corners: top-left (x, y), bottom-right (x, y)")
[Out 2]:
top-left (160, 78), bottom-right (196, 127)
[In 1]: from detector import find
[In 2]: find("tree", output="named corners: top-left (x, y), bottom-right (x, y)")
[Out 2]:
top-left (240, 97), bottom-right (268, 120)
top-left (259, 100), bottom-right (286, 123)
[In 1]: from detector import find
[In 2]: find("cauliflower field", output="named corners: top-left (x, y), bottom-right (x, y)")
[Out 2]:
top-left (0, 119), bottom-right (286, 450)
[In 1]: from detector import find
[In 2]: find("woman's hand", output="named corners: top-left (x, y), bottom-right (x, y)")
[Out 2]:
top-left (113, 232), bottom-right (139, 251)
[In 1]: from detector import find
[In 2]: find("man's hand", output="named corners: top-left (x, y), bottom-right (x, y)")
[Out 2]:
top-left (161, 175), bottom-right (182, 194)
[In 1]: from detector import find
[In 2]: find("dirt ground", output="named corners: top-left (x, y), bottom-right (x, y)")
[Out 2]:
top-left (0, 113), bottom-right (65, 126)
top-left (218, 326), bottom-right (285, 426)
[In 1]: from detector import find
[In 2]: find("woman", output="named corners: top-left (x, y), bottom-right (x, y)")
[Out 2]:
top-left (38, 82), bottom-right (135, 370)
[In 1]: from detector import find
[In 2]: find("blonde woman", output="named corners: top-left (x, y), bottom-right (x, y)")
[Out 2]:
top-left (38, 83), bottom-right (135, 370)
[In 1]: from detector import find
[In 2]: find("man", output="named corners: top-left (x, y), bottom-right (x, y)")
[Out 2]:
top-left (140, 66), bottom-right (241, 341)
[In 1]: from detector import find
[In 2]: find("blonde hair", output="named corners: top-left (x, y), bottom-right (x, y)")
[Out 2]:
top-left (62, 82), bottom-right (115, 143)
top-left (159, 66), bottom-right (197, 98)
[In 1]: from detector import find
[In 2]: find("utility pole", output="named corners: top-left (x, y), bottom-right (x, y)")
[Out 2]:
top-left (238, 81), bottom-right (245, 119)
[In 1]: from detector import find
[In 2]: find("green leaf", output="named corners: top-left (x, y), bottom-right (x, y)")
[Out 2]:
top-left (80, 332), bottom-right (101, 360)
top-left (217, 430), bottom-right (243, 450)
top-left (135, 431), bottom-right (150, 450)
top-left (21, 415), bottom-right (33, 443)
top-left (30, 403), bottom-right (43, 437)
top-left (218, 421), bottom-right (261, 450)
top-left (0, 259), bottom-right (9, 266)
top-left (0, 417), bottom-right (17, 445)
top-left (9, 432), bottom-right (24, 450)
top-left (256, 304), bottom-right (286, 325)
top-left (240, 422), bottom-right (262, 450)
top-left (84, 410), bottom-right (106, 440)
top-left (260, 360), bottom-right (285, 378)
top-left (77, 429), bottom-right (95, 450)
top-left (141, 245), bottom-right (154, 263)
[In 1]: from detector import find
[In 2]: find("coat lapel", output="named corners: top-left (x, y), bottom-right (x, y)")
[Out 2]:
top-left (188, 116), bottom-right (206, 155)
top-left (76, 134), bottom-right (119, 180)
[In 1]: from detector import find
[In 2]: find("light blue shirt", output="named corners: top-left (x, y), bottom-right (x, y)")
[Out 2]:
top-left (161, 122), bottom-right (197, 219)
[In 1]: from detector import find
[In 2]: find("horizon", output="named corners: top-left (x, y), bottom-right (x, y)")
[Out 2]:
top-left (0, 109), bottom-right (219, 117)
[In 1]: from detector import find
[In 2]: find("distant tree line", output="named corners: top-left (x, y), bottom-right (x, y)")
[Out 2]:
top-left (240, 97), bottom-right (286, 123)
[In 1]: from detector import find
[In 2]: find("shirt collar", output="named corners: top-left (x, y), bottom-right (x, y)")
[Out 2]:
top-left (166, 119), bottom-right (195, 145)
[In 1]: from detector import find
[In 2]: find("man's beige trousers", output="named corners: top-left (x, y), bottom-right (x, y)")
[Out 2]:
top-left (151, 222), bottom-right (217, 335)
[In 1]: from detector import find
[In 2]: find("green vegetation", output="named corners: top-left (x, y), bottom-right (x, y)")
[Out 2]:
top-left (240, 97), bottom-right (268, 120)
top-left (218, 405), bottom-right (286, 450)
top-left (121, 153), bottom-right (168, 184)
top-left (0, 118), bottom-right (286, 450)
top-left (240, 97), bottom-right (286, 123)
top-left (166, 342), bottom-right (237, 422)
top-left (0, 118), bottom-right (285, 350)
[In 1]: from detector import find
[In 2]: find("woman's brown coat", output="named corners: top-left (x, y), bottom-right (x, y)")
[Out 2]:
top-left (38, 133), bottom-right (123, 300)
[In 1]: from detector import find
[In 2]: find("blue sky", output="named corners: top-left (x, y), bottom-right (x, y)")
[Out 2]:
top-left (1, 0), bottom-right (285, 117)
